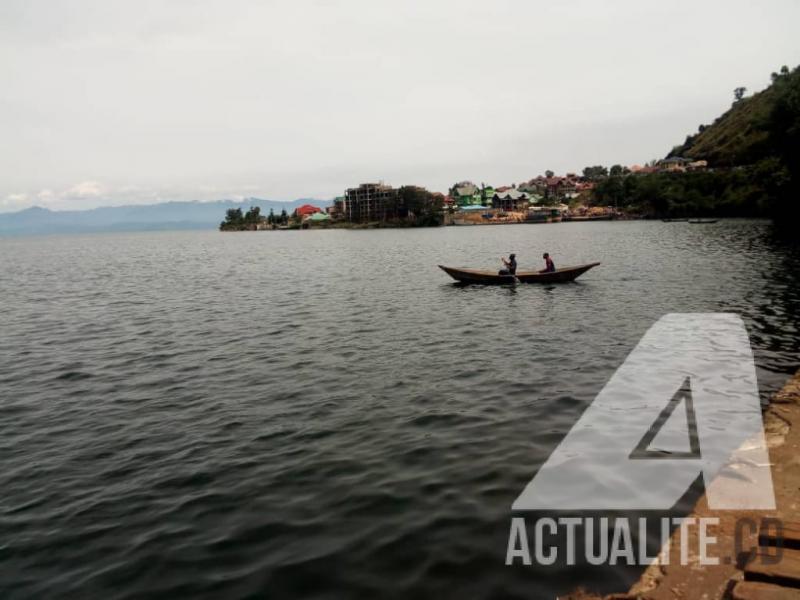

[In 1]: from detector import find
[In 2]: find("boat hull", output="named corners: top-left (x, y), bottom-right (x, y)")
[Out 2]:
top-left (438, 262), bottom-right (600, 285)
top-left (563, 215), bottom-right (614, 222)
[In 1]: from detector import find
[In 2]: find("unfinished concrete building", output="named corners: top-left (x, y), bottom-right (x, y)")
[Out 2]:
top-left (342, 183), bottom-right (402, 223)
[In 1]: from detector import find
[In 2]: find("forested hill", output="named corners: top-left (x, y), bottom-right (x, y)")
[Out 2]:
top-left (668, 64), bottom-right (800, 169)
top-left (593, 64), bottom-right (799, 225)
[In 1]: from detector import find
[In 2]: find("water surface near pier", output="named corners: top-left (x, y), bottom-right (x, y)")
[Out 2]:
top-left (1, 220), bottom-right (799, 598)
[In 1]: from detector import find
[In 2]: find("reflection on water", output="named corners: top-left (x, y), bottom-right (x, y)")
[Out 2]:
top-left (0, 220), bottom-right (798, 598)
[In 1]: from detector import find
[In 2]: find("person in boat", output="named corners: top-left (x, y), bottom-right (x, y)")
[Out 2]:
top-left (499, 253), bottom-right (517, 276)
top-left (540, 252), bottom-right (556, 273)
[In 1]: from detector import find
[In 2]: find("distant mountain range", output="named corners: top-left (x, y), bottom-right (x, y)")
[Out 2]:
top-left (0, 198), bottom-right (326, 235)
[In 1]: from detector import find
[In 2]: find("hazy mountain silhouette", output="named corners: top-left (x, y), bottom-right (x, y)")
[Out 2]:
top-left (0, 199), bottom-right (323, 235)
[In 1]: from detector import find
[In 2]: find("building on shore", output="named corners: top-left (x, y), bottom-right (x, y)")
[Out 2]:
top-left (448, 181), bottom-right (482, 207)
top-left (307, 211), bottom-right (331, 223)
top-left (480, 186), bottom-right (495, 205)
top-left (492, 189), bottom-right (530, 212)
top-left (658, 156), bottom-right (692, 171)
top-left (519, 175), bottom-right (579, 202)
top-left (342, 182), bottom-right (401, 222)
top-left (342, 182), bottom-right (444, 224)
top-left (687, 159), bottom-right (708, 170)
top-left (295, 204), bottom-right (322, 218)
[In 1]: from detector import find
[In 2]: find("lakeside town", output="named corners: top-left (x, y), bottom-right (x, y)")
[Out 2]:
top-left (219, 157), bottom-right (711, 231)
top-left (222, 63), bottom-right (800, 234)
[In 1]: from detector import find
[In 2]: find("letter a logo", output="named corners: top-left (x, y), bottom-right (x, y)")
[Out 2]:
top-left (629, 377), bottom-right (700, 460)
top-left (513, 314), bottom-right (775, 510)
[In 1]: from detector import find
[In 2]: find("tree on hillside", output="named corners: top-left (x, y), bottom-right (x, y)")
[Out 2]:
top-left (772, 65), bottom-right (791, 83)
top-left (582, 165), bottom-right (608, 181)
top-left (609, 164), bottom-right (625, 177)
top-left (734, 87), bottom-right (747, 102)
top-left (244, 206), bottom-right (261, 224)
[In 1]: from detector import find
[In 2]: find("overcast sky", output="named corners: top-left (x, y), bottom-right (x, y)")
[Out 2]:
top-left (2, 0), bottom-right (799, 212)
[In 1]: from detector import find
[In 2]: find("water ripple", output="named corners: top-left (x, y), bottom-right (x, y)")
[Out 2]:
top-left (0, 222), bottom-right (798, 598)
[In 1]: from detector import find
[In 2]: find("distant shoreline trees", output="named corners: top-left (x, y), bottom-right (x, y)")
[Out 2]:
top-left (397, 186), bottom-right (444, 226)
top-left (219, 206), bottom-right (266, 230)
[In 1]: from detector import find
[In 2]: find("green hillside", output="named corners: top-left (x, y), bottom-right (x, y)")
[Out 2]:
top-left (669, 64), bottom-right (799, 171)
top-left (593, 64), bottom-right (799, 225)
top-left (667, 89), bottom-right (774, 167)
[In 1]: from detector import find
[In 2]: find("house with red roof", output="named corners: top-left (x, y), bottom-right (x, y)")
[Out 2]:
top-left (295, 204), bottom-right (322, 218)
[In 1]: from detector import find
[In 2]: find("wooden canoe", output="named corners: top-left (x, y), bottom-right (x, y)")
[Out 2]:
top-left (438, 262), bottom-right (600, 284)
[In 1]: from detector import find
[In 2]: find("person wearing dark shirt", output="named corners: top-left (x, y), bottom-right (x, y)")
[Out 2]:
top-left (540, 252), bottom-right (555, 273)
top-left (499, 253), bottom-right (517, 276)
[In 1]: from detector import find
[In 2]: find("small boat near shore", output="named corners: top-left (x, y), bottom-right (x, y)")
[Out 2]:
top-left (688, 219), bottom-right (718, 224)
top-left (662, 218), bottom-right (689, 222)
top-left (438, 262), bottom-right (600, 285)
top-left (563, 215), bottom-right (614, 222)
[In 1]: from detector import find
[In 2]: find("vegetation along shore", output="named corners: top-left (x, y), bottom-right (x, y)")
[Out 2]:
top-left (221, 64), bottom-right (800, 234)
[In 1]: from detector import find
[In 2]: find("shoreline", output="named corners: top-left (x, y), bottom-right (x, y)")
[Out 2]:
top-left (221, 215), bottom-right (650, 231)
top-left (217, 215), bottom-right (762, 232)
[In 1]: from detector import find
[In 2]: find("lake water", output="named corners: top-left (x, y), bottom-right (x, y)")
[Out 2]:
top-left (1, 220), bottom-right (799, 599)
